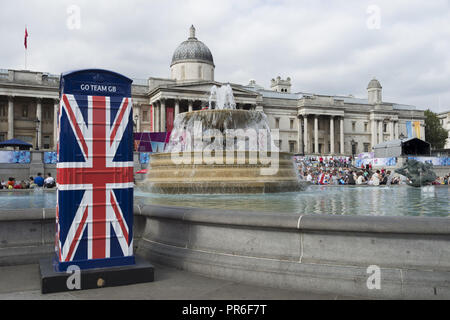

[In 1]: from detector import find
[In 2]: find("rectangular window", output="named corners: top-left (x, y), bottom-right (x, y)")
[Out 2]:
top-left (275, 118), bottom-right (280, 129)
top-left (364, 123), bottom-right (368, 132)
top-left (384, 123), bottom-right (387, 133)
top-left (364, 143), bottom-right (370, 153)
top-left (22, 105), bottom-right (28, 118)
top-left (143, 111), bottom-right (148, 122)
top-left (0, 105), bottom-right (6, 117)
top-left (352, 121), bottom-right (356, 132)
top-left (0, 133), bottom-right (6, 142)
top-left (43, 136), bottom-right (50, 149)
top-left (289, 141), bottom-right (295, 153)
top-left (44, 107), bottom-right (51, 120)
top-left (290, 119), bottom-right (294, 130)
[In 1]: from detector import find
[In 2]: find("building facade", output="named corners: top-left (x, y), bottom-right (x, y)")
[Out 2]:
top-left (0, 25), bottom-right (426, 155)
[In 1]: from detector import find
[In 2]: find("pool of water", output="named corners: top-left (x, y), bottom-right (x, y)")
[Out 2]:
top-left (0, 190), bottom-right (57, 209)
top-left (0, 185), bottom-right (448, 217)
top-left (135, 185), bottom-right (449, 217)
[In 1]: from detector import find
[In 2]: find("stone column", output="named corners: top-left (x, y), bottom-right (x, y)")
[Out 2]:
top-left (53, 99), bottom-right (59, 149)
top-left (330, 116), bottom-right (335, 155)
top-left (303, 115), bottom-right (309, 154)
top-left (314, 116), bottom-right (319, 154)
top-left (378, 120), bottom-right (383, 144)
top-left (160, 99), bottom-right (166, 132)
top-left (340, 117), bottom-right (344, 154)
top-left (394, 121), bottom-right (399, 140)
top-left (389, 121), bottom-right (394, 140)
top-left (175, 99), bottom-right (180, 118)
top-left (154, 101), bottom-right (160, 132)
top-left (7, 96), bottom-right (14, 140)
top-left (188, 100), bottom-right (193, 112)
top-left (371, 119), bottom-right (377, 149)
top-left (36, 98), bottom-right (42, 149)
top-left (151, 103), bottom-right (155, 132)
top-left (297, 117), bottom-right (303, 154)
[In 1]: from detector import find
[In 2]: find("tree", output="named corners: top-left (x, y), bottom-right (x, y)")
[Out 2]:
top-left (424, 109), bottom-right (448, 149)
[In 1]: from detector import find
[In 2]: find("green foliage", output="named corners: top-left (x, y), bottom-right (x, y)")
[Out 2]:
top-left (424, 109), bottom-right (448, 149)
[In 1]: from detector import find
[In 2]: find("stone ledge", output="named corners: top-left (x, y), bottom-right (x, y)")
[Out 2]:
top-left (139, 204), bottom-right (450, 235)
top-left (138, 239), bottom-right (450, 300)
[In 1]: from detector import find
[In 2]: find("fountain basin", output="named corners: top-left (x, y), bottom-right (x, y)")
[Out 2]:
top-left (1, 200), bottom-right (449, 299)
top-left (141, 151), bottom-right (304, 194)
top-left (136, 204), bottom-right (450, 299)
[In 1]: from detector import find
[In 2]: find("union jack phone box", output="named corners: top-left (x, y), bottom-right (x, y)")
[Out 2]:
top-left (56, 69), bottom-right (135, 271)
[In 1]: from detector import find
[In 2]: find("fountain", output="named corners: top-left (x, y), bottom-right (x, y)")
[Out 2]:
top-left (141, 85), bottom-right (305, 194)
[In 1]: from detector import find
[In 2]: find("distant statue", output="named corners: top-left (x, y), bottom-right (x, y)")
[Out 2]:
top-left (394, 159), bottom-right (437, 187)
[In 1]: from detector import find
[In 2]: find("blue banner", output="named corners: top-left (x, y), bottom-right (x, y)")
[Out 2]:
top-left (406, 121), bottom-right (414, 139)
top-left (44, 152), bottom-right (57, 164)
top-left (408, 157), bottom-right (450, 166)
top-left (140, 152), bottom-right (150, 164)
top-left (0, 151), bottom-right (30, 163)
top-left (355, 157), bottom-right (397, 167)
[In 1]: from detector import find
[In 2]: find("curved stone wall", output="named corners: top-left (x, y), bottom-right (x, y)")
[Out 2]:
top-left (135, 204), bottom-right (450, 299)
top-left (1, 204), bottom-right (449, 299)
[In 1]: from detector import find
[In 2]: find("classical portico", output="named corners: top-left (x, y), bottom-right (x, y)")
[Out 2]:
top-left (298, 105), bottom-right (345, 155)
top-left (0, 70), bottom-right (60, 149)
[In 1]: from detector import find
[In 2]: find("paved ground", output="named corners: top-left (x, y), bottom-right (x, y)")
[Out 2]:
top-left (0, 262), bottom-right (361, 300)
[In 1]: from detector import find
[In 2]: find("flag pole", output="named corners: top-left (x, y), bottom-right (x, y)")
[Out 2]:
top-left (24, 25), bottom-right (27, 70)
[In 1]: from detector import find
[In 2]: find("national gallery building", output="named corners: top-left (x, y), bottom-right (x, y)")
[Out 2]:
top-left (0, 25), bottom-right (426, 155)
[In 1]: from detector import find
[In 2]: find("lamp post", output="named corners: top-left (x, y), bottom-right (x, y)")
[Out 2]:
top-left (351, 139), bottom-right (357, 164)
top-left (133, 115), bottom-right (139, 133)
top-left (35, 118), bottom-right (40, 150)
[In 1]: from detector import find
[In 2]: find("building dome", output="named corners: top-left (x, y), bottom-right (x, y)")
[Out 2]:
top-left (171, 25), bottom-right (214, 67)
top-left (367, 78), bottom-right (382, 89)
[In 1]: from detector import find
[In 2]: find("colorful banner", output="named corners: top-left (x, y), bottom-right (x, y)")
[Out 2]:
top-left (414, 121), bottom-right (421, 139)
top-left (406, 121), bottom-right (414, 139)
top-left (150, 104), bottom-right (153, 132)
top-left (44, 152), bottom-right (57, 164)
top-left (134, 132), bottom-right (171, 153)
top-left (140, 153), bottom-right (150, 164)
top-left (0, 151), bottom-right (31, 163)
top-left (408, 157), bottom-right (450, 166)
top-left (357, 152), bottom-right (374, 160)
top-left (355, 157), bottom-right (397, 167)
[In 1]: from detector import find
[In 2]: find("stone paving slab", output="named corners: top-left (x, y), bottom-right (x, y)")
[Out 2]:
top-left (0, 262), bottom-right (362, 300)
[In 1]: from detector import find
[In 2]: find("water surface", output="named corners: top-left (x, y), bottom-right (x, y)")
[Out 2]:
top-left (0, 185), bottom-right (448, 217)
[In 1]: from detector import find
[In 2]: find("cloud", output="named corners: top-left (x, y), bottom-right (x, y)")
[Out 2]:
top-left (0, 0), bottom-right (449, 112)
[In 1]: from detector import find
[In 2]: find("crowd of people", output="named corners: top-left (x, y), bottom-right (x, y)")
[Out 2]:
top-left (0, 173), bottom-right (55, 190)
top-left (296, 157), bottom-right (450, 186)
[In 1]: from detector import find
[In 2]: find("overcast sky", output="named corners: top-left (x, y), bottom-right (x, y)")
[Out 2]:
top-left (1, 0), bottom-right (449, 112)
